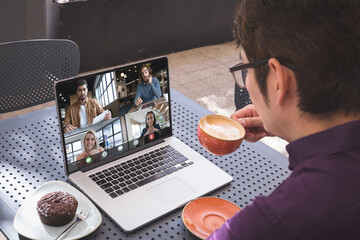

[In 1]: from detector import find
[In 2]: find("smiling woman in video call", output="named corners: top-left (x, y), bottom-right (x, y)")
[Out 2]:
top-left (76, 130), bottom-right (104, 161)
top-left (138, 111), bottom-right (162, 146)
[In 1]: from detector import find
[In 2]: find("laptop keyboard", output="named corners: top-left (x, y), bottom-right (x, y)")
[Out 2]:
top-left (89, 145), bottom-right (194, 198)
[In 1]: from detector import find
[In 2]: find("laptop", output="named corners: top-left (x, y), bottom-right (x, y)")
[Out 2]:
top-left (54, 56), bottom-right (232, 232)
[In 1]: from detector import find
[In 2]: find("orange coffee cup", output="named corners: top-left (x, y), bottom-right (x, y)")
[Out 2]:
top-left (197, 115), bottom-right (245, 155)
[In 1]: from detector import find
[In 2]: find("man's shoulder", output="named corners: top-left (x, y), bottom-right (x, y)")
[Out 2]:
top-left (88, 98), bottom-right (100, 105)
top-left (69, 101), bottom-right (80, 109)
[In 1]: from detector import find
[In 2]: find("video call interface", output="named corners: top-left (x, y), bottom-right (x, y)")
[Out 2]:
top-left (56, 58), bottom-right (171, 173)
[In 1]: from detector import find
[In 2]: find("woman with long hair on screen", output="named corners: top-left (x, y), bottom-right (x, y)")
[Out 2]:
top-left (76, 130), bottom-right (104, 161)
top-left (138, 111), bottom-right (162, 146)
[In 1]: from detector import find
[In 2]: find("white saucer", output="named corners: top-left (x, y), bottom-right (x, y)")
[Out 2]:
top-left (13, 181), bottom-right (102, 240)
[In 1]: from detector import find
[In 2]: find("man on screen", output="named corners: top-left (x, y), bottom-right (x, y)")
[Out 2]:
top-left (134, 64), bottom-right (162, 106)
top-left (63, 80), bottom-right (111, 133)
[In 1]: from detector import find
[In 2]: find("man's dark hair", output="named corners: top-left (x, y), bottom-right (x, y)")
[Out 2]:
top-left (145, 111), bottom-right (156, 128)
top-left (138, 64), bottom-right (152, 82)
top-left (234, 0), bottom-right (360, 116)
top-left (75, 79), bottom-right (88, 91)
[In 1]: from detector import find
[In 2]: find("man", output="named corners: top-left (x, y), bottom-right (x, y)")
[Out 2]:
top-left (134, 64), bottom-right (162, 106)
top-left (209, 0), bottom-right (360, 239)
top-left (63, 80), bottom-right (111, 133)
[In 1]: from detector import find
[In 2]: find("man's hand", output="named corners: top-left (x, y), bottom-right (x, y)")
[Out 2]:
top-left (103, 111), bottom-right (112, 121)
top-left (148, 75), bottom-right (152, 84)
top-left (64, 124), bottom-right (77, 133)
top-left (135, 97), bottom-right (143, 106)
top-left (231, 104), bottom-right (272, 142)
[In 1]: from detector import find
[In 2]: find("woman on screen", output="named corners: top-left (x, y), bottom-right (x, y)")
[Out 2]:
top-left (76, 130), bottom-right (104, 161)
top-left (138, 111), bottom-right (162, 146)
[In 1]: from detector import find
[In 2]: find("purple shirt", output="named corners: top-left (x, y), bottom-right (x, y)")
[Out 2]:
top-left (208, 119), bottom-right (360, 240)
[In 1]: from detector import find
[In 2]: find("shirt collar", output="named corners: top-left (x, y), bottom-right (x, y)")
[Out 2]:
top-left (77, 97), bottom-right (88, 105)
top-left (286, 118), bottom-right (360, 170)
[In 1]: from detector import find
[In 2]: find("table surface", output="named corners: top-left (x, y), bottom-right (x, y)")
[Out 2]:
top-left (0, 89), bottom-right (290, 240)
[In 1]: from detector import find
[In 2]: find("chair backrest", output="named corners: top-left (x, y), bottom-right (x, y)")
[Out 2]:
top-left (0, 39), bottom-right (80, 113)
top-left (234, 83), bottom-right (252, 110)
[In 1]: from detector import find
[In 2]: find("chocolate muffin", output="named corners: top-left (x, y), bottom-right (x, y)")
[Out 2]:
top-left (36, 191), bottom-right (78, 226)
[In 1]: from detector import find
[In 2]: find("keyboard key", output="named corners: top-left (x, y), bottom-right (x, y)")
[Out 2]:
top-left (129, 184), bottom-right (138, 190)
top-left (116, 189), bottom-right (124, 195)
top-left (105, 187), bottom-right (114, 193)
top-left (164, 169), bottom-right (173, 175)
top-left (123, 187), bottom-right (130, 193)
top-left (91, 176), bottom-right (99, 182)
top-left (96, 179), bottom-right (106, 186)
top-left (110, 192), bottom-right (117, 198)
top-left (97, 174), bottom-right (105, 179)
top-left (101, 182), bottom-right (112, 189)
top-left (176, 157), bottom-right (188, 164)
top-left (136, 172), bottom-right (166, 187)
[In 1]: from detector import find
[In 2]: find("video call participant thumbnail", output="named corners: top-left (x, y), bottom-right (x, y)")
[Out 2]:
top-left (63, 79), bottom-right (111, 133)
top-left (138, 111), bottom-right (162, 146)
top-left (134, 64), bottom-right (162, 106)
top-left (76, 130), bottom-right (104, 161)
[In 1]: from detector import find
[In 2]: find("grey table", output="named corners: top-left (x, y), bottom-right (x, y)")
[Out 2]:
top-left (0, 89), bottom-right (290, 240)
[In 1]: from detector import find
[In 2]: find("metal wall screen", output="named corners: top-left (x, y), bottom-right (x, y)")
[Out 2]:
top-left (0, 40), bottom-right (80, 113)
top-left (0, 89), bottom-right (290, 239)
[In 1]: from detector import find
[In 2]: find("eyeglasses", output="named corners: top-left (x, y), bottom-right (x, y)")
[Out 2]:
top-left (229, 58), bottom-right (296, 88)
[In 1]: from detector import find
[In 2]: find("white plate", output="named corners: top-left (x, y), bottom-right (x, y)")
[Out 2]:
top-left (13, 181), bottom-right (102, 240)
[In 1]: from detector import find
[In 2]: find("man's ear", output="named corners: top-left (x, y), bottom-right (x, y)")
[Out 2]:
top-left (268, 58), bottom-right (294, 106)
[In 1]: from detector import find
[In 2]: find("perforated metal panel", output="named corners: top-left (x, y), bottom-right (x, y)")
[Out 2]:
top-left (0, 39), bottom-right (80, 113)
top-left (234, 84), bottom-right (252, 110)
top-left (0, 89), bottom-right (290, 239)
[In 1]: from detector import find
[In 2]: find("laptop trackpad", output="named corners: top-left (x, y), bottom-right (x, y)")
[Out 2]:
top-left (147, 177), bottom-right (195, 206)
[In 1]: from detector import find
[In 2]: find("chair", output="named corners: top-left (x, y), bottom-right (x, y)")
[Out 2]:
top-left (0, 39), bottom-right (80, 113)
top-left (234, 83), bottom-right (252, 110)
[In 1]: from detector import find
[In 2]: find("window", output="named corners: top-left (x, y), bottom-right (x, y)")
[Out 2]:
top-left (66, 140), bottom-right (82, 163)
top-left (132, 123), bottom-right (143, 139)
top-left (98, 119), bottom-right (122, 149)
top-left (96, 72), bottom-right (116, 108)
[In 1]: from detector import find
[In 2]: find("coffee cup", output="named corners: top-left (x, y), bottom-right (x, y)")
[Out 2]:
top-left (197, 115), bottom-right (245, 155)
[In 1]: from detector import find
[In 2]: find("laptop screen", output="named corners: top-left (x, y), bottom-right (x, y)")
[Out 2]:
top-left (55, 57), bottom-right (172, 174)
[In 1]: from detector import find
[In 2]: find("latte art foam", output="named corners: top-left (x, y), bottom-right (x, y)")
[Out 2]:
top-left (203, 122), bottom-right (242, 140)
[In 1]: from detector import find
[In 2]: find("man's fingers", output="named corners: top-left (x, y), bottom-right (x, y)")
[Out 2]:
top-left (239, 117), bottom-right (263, 128)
